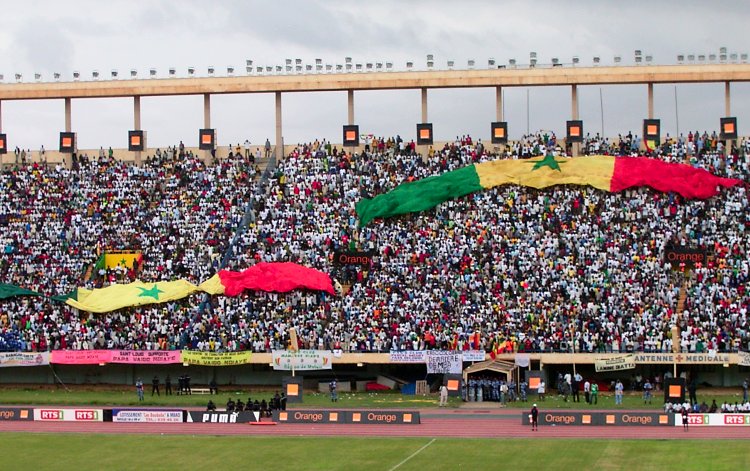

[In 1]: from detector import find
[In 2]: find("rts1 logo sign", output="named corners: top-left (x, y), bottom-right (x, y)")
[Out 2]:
top-left (40, 410), bottom-right (63, 420)
top-left (75, 410), bottom-right (99, 421)
top-left (723, 415), bottom-right (750, 426)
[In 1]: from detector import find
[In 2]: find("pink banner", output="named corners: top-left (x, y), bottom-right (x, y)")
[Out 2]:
top-left (50, 350), bottom-right (112, 365)
top-left (110, 350), bottom-right (181, 364)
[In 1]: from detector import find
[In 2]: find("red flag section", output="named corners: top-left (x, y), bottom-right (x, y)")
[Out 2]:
top-left (611, 157), bottom-right (742, 199)
top-left (218, 262), bottom-right (335, 296)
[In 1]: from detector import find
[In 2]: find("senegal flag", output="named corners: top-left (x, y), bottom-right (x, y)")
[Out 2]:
top-left (199, 262), bottom-right (335, 296)
top-left (66, 280), bottom-right (200, 313)
top-left (355, 155), bottom-right (743, 226)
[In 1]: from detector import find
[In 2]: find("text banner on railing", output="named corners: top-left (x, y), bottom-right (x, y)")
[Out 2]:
top-left (109, 351), bottom-right (182, 364)
top-left (0, 352), bottom-right (50, 367)
top-left (50, 350), bottom-right (112, 365)
top-left (181, 351), bottom-right (252, 366)
top-left (272, 350), bottom-right (333, 370)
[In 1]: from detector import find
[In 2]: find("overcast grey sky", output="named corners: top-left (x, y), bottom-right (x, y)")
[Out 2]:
top-left (1, 0), bottom-right (749, 150)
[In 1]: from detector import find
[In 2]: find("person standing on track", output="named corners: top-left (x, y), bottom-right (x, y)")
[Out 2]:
top-left (530, 403), bottom-right (539, 431)
top-left (682, 407), bottom-right (689, 431)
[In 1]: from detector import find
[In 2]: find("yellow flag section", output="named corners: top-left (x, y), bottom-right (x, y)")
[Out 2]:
top-left (66, 280), bottom-right (200, 313)
top-left (475, 154), bottom-right (615, 192)
top-left (197, 274), bottom-right (225, 295)
top-left (181, 350), bottom-right (252, 366)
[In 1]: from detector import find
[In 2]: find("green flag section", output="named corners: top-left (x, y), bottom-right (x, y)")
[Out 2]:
top-left (355, 164), bottom-right (483, 227)
top-left (355, 155), bottom-right (743, 226)
top-left (51, 290), bottom-right (78, 303)
top-left (0, 284), bottom-right (43, 299)
top-left (65, 280), bottom-right (200, 313)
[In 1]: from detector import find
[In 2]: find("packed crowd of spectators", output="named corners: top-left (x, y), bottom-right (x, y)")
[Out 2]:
top-left (0, 131), bottom-right (748, 356)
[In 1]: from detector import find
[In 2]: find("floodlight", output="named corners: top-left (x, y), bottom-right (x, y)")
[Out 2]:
top-left (227, 66), bottom-right (234, 76)
top-left (130, 69), bottom-right (137, 78)
top-left (35, 73), bottom-right (42, 82)
top-left (15, 73), bottom-right (22, 82)
top-left (614, 56), bottom-right (621, 63)
top-left (111, 70), bottom-right (118, 79)
top-left (709, 54), bottom-right (717, 61)
top-left (385, 62), bottom-right (393, 70)
top-left (149, 68), bottom-right (157, 77)
top-left (488, 58), bottom-right (496, 68)
top-left (593, 56), bottom-right (600, 65)
top-left (406, 61), bottom-right (413, 69)
top-left (207, 66), bottom-right (214, 76)
top-left (168, 67), bottom-right (176, 77)
top-left (188, 67), bottom-right (195, 76)
top-left (447, 60), bottom-right (454, 69)
top-left (73, 71), bottom-right (80, 80)
top-left (468, 59), bottom-right (475, 68)
top-left (92, 70), bottom-right (99, 80)
top-left (572, 56), bottom-right (579, 65)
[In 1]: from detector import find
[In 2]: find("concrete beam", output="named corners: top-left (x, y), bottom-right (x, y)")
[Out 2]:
top-left (421, 87), bottom-right (428, 123)
top-left (1, 65), bottom-right (748, 100)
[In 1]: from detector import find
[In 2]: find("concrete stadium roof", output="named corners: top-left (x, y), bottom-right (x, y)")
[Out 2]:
top-left (1, 64), bottom-right (749, 100)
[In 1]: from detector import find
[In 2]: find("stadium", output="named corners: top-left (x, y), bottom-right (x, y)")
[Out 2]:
top-left (2, 2), bottom-right (750, 470)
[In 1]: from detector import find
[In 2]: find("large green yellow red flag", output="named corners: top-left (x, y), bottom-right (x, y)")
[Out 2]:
top-left (355, 155), bottom-right (743, 226)
top-left (65, 280), bottom-right (200, 313)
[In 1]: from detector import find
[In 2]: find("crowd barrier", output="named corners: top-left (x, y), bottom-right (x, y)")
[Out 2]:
top-left (674, 413), bottom-right (750, 427)
top-left (521, 411), bottom-right (673, 426)
top-left (0, 407), bottom-right (421, 425)
top-left (274, 409), bottom-right (420, 424)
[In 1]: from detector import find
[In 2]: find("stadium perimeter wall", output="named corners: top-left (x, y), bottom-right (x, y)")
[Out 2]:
top-left (3, 353), bottom-right (748, 387)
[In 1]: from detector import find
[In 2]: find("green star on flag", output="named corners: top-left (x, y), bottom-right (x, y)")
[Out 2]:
top-left (137, 284), bottom-right (164, 300)
top-left (527, 153), bottom-right (566, 172)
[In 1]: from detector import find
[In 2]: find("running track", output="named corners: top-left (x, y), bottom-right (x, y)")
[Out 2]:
top-left (2, 408), bottom-right (749, 439)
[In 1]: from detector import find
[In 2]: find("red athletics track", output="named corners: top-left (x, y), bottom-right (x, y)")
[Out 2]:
top-left (1, 408), bottom-right (749, 439)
